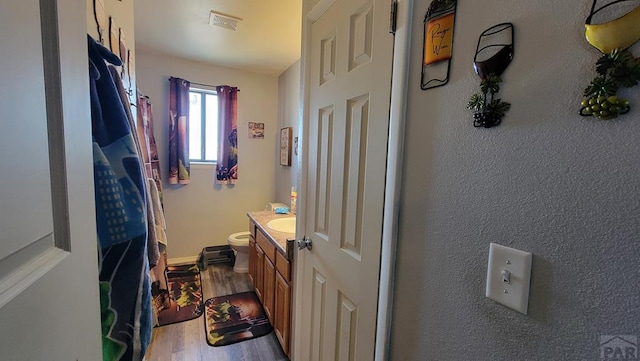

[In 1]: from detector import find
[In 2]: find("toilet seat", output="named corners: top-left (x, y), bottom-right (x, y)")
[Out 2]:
top-left (228, 231), bottom-right (251, 246)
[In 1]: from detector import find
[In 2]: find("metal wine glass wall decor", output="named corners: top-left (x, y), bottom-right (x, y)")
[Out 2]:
top-left (467, 23), bottom-right (515, 128)
top-left (579, 0), bottom-right (640, 120)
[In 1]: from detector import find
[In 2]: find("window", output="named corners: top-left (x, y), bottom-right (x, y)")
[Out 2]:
top-left (189, 89), bottom-right (218, 162)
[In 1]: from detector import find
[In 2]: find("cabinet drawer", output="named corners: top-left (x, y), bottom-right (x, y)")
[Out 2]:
top-left (275, 251), bottom-right (291, 283)
top-left (256, 229), bottom-right (276, 264)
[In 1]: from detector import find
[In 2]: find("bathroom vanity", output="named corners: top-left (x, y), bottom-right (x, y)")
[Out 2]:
top-left (247, 211), bottom-right (295, 356)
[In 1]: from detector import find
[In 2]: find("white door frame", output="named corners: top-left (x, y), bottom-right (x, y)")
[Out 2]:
top-left (292, 0), bottom-right (413, 359)
top-left (375, 0), bottom-right (413, 359)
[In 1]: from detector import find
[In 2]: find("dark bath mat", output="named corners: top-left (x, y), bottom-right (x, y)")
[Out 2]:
top-left (204, 291), bottom-right (272, 347)
top-left (156, 264), bottom-right (203, 326)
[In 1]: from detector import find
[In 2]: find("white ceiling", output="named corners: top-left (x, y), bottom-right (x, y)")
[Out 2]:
top-left (134, 0), bottom-right (302, 76)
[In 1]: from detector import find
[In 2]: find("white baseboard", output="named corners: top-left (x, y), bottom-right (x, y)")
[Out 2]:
top-left (167, 256), bottom-right (198, 265)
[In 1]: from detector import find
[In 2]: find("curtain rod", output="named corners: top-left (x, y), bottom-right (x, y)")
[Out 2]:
top-left (169, 78), bottom-right (240, 92)
top-left (191, 82), bottom-right (240, 91)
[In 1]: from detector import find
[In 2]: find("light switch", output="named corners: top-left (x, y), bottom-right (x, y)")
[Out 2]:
top-left (486, 243), bottom-right (532, 314)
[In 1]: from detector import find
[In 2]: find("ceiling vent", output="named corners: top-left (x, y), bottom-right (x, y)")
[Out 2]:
top-left (209, 10), bottom-right (243, 31)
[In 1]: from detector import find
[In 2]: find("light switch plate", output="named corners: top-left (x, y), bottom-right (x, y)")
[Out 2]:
top-left (486, 243), bottom-right (532, 314)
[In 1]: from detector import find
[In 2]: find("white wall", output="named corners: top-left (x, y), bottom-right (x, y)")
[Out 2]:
top-left (276, 60), bottom-right (301, 207)
top-left (136, 48), bottom-right (278, 259)
top-left (390, 1), bottom-right (640, 360)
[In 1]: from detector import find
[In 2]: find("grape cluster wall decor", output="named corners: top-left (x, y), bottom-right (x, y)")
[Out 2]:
top-left (579, 0), bottom-right (640, 120)
top-left (467, 23), bottom-right (515, 128)
top-left (421, 0), bottom-right (457, 90)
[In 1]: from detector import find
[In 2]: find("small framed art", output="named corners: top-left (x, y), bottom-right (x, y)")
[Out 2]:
top-left (248, 122), bottom-right (265, 139)
top-left (280, 127), bottom-right (292, 166)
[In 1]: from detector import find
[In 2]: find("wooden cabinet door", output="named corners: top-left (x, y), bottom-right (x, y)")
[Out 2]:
top-left (248, 237), bottom-right (256, 286)
top-left (275, 271), bottom-right (291, 355)
top-left (255, 243), bottom-right (265, 301)
top-left (263, 256), bottom-right (276, 323)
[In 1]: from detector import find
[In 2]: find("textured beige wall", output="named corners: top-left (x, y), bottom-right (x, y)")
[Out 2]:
top-left (136, 48), bottom-right (278, 259)
top-left (391, 1), bottom-right (640, 360)
top-left (276, 60), bottom-right (301, 207)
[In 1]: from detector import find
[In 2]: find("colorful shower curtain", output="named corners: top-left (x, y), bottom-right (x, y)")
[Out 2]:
top-left (109, 66), bottom-right (161, 271)
top-left (136, 94), bottom-right (170, 325)
top-left (168, 77), bottom-right (190, 184)
top-left (88, 35), bottom-right (152, 361)
top-left (137, 94), bottom-right (164, 202)
top-left (136, 94), bottom-right (166, 269)
top-left (216, 86), bottom-right (239, 184)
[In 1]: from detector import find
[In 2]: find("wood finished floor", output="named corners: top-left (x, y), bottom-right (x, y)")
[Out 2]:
top-left (144, 263), bottom-right (288, 361)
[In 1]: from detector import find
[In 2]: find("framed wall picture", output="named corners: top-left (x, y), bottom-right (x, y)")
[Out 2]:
top-left (280, 127), bottom-right (292, 166)
top-left (248, 122), bottom-right (265, 139)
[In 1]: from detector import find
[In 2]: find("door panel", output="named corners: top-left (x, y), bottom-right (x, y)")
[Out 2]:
top-left (0, 0), bottom-right (55, 265)
top-left (348, 3), bottom-right (373, 71)
top-left (298, 0), bottom-right (394, 358)
top-left (0, 0), bottom-right (102, 359)
top-left (336, 292), bottom-right (358, 361)
top-left (312, 105), bottom-right (334, 239)
top-left (341, 94), bottom-right (369, 259)
top-left (310, 270), bottom-right (327, 361)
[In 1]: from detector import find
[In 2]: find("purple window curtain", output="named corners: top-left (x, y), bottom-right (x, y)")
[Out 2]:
top-left (216, 86), bottom-right (239, 184)
top-left (168, 77), bottom-right (190, 184)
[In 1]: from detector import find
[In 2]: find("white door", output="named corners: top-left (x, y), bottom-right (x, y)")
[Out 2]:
top-left (0, 1), bottom-right (102, 360)
top-left (295, 0), bottom-right (394, 358)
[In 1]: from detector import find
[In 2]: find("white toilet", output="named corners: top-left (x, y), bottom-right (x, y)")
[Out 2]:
top-left (228, 231), bottom-right (251, 273)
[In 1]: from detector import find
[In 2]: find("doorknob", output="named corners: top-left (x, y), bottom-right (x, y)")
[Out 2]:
top-left (297, 236), bottom-right (312, 251)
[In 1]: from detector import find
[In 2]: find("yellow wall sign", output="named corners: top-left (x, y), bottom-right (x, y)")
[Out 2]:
top-left (424, 13), bottom-right (455, 65)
